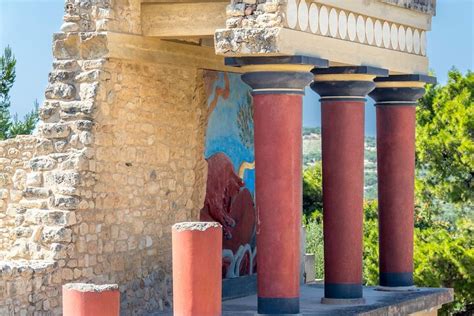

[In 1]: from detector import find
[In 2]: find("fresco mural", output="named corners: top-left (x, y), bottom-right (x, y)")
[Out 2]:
top-left (200, 71), bottom-right (257, 279)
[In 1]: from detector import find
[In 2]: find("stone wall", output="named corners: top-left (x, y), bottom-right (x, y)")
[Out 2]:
top-left (0, 136), bottom-right (36, 257)
top-left (82, 58), bottom-right (208, 312)
top-left (61, 0), bottom-right (141, 34)
top-left (0, 261), bottom-right (59, 315)
top-left (0, 0), bottom-right (210, 314)
top-left (225, 0), bottom-right (283, 29)
top-left (379, 0), bottom-right (436, 15)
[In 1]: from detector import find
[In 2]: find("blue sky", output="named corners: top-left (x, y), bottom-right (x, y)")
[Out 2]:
top-left (0, 0), bottom-right (473, 135)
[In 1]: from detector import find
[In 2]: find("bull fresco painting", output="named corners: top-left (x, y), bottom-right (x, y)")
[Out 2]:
top-left (201, 71), bottom-right (257, 279)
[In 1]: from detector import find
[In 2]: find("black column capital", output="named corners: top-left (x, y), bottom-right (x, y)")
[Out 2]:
top-left (311, 66), bottom-right (389, 101)
top-left (225, 55), bottom-right (328, 95)
top-left (369, 74), bottom-right (437, 106)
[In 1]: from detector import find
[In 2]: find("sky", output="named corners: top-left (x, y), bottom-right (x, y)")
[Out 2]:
top-left (0, 0), bottom-right (473, 136)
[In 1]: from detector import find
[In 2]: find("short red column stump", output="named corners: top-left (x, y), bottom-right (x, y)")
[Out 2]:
top-left (172, 222), bottom-right (222, 316)
top-left (62, 283), bottom-right (120, 316)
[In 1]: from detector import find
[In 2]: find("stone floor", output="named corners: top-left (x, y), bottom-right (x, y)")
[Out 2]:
top-left (221, 284), bottom-right (453, 315)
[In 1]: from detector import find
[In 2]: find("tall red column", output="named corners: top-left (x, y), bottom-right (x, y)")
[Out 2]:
top-left (227, 55), bottom-right (328, 314)
top-left (254, 93), bottom-right (303, 313)
top-left (311, 66), bottom-right (388, 303)
top-left (369, 74), bottom-right (435, 289)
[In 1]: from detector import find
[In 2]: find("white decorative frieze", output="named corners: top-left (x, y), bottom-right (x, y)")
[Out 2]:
top-left (285, 0), bottom-right (427, 56)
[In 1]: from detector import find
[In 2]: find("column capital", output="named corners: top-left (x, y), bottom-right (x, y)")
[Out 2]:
top-left (225, 55), bottom-right (328, 95)
top-left (370, 74), bottom-right (437, 106)
top-left (311, 66), bottom-right (389, 101)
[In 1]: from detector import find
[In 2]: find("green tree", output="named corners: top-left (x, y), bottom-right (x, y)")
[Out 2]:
top-left (0, 46), bottom-right (16, 139)
top-left (414, 219), bottom-right (474, 315)
top-left (304, 212), bottom-right (324, 279)
top-left (0, 46), bottom-right (16, 108)
top-left (8, 100), bottom-right (39, 137)
top-left (362, 200), bottom-right (379, 286)
top-left (361, 201), bottom-right (474, 315)
top-left (416, 69), bottom-right (474, 209)
top-left (302, 162), bottom-right (323, 216)
top-left (0, 46), bottom-right (39, 140)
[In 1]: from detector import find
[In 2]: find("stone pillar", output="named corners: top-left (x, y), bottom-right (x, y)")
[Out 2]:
top-left (62, 283), bottom-right (120, 316)
top-left (311, 66), bottom-right (388, 304)
top-left (226, 56), bottom-right (328, 315)
top-left (172, 222), bottom-right (222, 316)
top-left (369, 75), bottom-right (436, 289)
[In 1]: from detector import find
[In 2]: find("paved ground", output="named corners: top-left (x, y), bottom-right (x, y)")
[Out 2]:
top-left (221, 284), bottom-right (453, 315)
top-left (157, 283), bottom-right (452, 315)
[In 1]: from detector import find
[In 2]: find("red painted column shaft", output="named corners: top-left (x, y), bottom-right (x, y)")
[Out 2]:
top-left (172, 222), bottom-right (222, 316)
top-left (377, 106), bottom-right (416, 286)
top-left (62, 283), bottom-right (120, 316)
top-left (321, 100), bottom-right (365, 298)
top-left (254, 94), bottom-right (302, 312)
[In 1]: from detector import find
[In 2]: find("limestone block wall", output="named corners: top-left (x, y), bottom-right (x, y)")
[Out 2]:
top-left (0, 134), bottom-right (78, 314)
top-left (0, 261), bottom-right (59, 315)
top-left (225, 0), bottom-right (284, 29)
top-left (0, 36), bottom-right (109, 314)
top-left (90, 59), bottom-right (208, 312)
top-left (61, 0), bottom-right (141, 34)
top-left (0, 0), bottom-right (210, 314)
top-left (0, 136), bottom-right (36, 257)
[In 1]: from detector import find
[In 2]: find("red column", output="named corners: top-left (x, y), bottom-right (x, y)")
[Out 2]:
top-left (376, 105), bottom-right (416, 287)
top-left (63, 283), bottom-right (120, 316)
top-left (228, 55), bottom-right (328, 314)
top-left (172, 222), bottom-right (222, 316)
top-left (370, 74), bottom-right (434, 289)
top-left (311, 66), bottom-right (388, 303)
top-left (253, 93), bottom-right (303, 313)
top-left (321, 100), bottom-right (365, 301)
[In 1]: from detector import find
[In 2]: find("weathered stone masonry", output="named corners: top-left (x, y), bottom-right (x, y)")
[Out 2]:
top-left (0, 0), bottom-right (214, 314)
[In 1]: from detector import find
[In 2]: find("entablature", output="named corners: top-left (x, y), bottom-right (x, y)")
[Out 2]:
top-left (214, 0), bottom-right (435, 74)
top-left (139, 0), bottom-right (435, 75)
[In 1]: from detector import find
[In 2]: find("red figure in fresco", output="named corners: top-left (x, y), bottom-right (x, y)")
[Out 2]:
top-left (201, 153), bottom-right (242, 239)
top-left (226, 188), bottom-right (255, 253)
top-left (200, 153), bottom-right (256, 276)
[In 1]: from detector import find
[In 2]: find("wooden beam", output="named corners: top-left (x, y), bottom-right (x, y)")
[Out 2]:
top-left (106, 32), bottom-right (241, 73)
top-left (141, 2), bottom-right (227, 38)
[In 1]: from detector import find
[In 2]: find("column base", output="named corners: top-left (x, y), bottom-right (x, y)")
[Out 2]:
top-left (321, 297), bottom-right (366, 305)
top-left (324, 283), bottom-right (363, 300)
top-left (376, 285), bottom-right (418, 292)
top-left (379, 272), bottom-right (414, 288)
top-left (258, 297), bottom-right (299, 315)
top-left (254, 313), bottom-right (303, 316)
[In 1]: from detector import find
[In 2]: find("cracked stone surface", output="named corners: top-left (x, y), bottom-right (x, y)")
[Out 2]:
top-left (173, 222), bottom-right (222, 232)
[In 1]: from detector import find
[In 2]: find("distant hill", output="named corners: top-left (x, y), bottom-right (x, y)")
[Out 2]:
top-left (303, 127), bottom-right (378, 200)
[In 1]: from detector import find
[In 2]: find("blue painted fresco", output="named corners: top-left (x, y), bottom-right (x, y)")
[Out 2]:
top-left (201, 71), bottom-right (257, 278)
top-left (205, 72), bottom-right (255, 197)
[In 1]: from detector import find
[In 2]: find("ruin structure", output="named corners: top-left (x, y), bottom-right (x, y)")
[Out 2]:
top-left (0, 0), bottom-right (453, 315)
